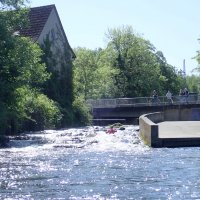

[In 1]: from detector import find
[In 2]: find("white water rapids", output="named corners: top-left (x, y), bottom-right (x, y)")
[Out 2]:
top-left (8, 125), bottom-right (148, 153)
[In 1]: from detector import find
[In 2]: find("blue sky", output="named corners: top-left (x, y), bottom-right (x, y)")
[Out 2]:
top-left (30, 0), bottom-right (200, 75)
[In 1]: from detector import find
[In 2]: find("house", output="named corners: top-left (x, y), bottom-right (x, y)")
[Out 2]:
top-left (20, 4), bottom-right (75, 73)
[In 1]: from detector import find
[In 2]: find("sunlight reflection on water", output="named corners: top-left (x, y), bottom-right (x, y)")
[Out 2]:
top-left (0, 126), bottom-right (200, 199)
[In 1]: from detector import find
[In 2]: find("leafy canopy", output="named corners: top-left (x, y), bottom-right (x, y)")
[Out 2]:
top-left (73, 26), bottom-right (184, 99)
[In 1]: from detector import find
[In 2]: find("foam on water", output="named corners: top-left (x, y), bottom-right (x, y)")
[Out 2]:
top-left (86, 126), bottom-right (147, 152)
top-left (5, 125), bottom-right (149, 153)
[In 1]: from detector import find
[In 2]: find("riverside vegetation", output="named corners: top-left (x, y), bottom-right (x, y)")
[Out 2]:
top-left (1, 0), bottom-right (200, 146)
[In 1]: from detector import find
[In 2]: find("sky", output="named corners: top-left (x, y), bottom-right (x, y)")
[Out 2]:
top-left (30, 0), bottom-right (200, 75)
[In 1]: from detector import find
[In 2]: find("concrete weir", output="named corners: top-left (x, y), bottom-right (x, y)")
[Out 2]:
top-left (139, 108), bottom-right (200, 148)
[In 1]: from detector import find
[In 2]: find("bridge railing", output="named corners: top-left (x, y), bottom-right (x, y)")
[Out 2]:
top-left (87, 94), bottom-right (200, 108)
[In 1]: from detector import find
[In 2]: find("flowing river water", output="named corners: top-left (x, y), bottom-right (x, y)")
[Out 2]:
top-left (0, 125), bottom-right (200, 200)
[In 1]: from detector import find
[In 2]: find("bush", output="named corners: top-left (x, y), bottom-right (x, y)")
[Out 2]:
top-left (72, 96), bottom-right (92, 126)
top-left (14, 87), bottom-right (62, 132)
top-left (24, 93), bottom-right (62, 131)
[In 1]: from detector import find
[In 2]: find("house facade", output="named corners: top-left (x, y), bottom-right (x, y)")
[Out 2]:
top-left (20, 4), bottom-right (75, 73)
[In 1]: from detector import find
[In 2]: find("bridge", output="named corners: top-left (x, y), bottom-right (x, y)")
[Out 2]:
top-left (87, 94), bottom-right (200, 125)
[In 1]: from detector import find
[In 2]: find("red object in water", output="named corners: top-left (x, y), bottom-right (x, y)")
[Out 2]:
top-left (106, 128), bottom-right (117, 134)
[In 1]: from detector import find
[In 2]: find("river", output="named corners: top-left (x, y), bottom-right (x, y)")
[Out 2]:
top-left (0, 125), bottom-right (200, 200)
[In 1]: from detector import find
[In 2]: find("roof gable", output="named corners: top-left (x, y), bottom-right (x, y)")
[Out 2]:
top-left (20, 4), bottom-right (55, 41)
top-left (20, 4), bottom-right (76, 59)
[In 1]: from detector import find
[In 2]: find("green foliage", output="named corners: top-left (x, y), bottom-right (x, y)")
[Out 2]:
top-left (73, 47), bottom-right (119, 99)
top-left (188, 38), bottom-right (200, 93)
top-left (15, 87), bottom-right (61, 131)
top-left (155, 51), bottom-right (184, 94)
top-left (105, 26), bottom-right (183, 97)
top-left (1, 35), bottom-right (62, 133)
top-left (41, 34), bottom-right (74, 127)
top-left (72, 96), bottom-right (92, 126)
top-left (0, 1), bottom-right (64, 135)
top-left (73, 47), bottom-right (97, 99)
top-left (0, 101), bottom-right (10, 135)
top-left (73, 26), bottom-right (183, 99)
top-left (7, 37), bottom-right (50, 87)
top-left (0, 0), bottom-right (28, 9)
top-left (186, 75), bottom-right (200, 92)
top-left (194, 39), bottom-right (200, 74)
top-left (0, 0), bottom-right (190, 134)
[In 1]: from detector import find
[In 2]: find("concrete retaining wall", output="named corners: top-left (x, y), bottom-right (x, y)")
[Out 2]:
top-left (139, 112), bottom-right (163, 147)
top-left (139, 108), bottom-right (200, 147)
top-left (164, 107), bottom-right (197, 121)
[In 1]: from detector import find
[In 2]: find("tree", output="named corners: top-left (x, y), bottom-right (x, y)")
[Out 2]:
top-left (0, 1), bottom-right (29, 135)
top-left (105, 26), bottom-right (164, 97)
top-left (155, 51), bottom-right (184, 94)
top-left (0, 0), bottom-right (62, 135)
top-left (186, 75), bottom-right (200, 92)
top-left (0, 0), bottom-right (27, 9)
top-left (73, 47), bottom-right (118, 99)
top-left (73, 26), bottom-right (183, 100)
top-left (95, 47), bottom-right (119, 98)
top-left (73, 47), bottom-right (97, 100)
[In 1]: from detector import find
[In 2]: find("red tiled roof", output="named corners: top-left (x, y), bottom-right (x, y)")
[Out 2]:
top-left (20, 4), bottom-right (55, 41)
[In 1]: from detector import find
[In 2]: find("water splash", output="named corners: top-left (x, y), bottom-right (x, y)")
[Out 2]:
top-left (5, 125), bottom-right (149, 153)
top-left (86, 126), bottom-right (147, 152)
